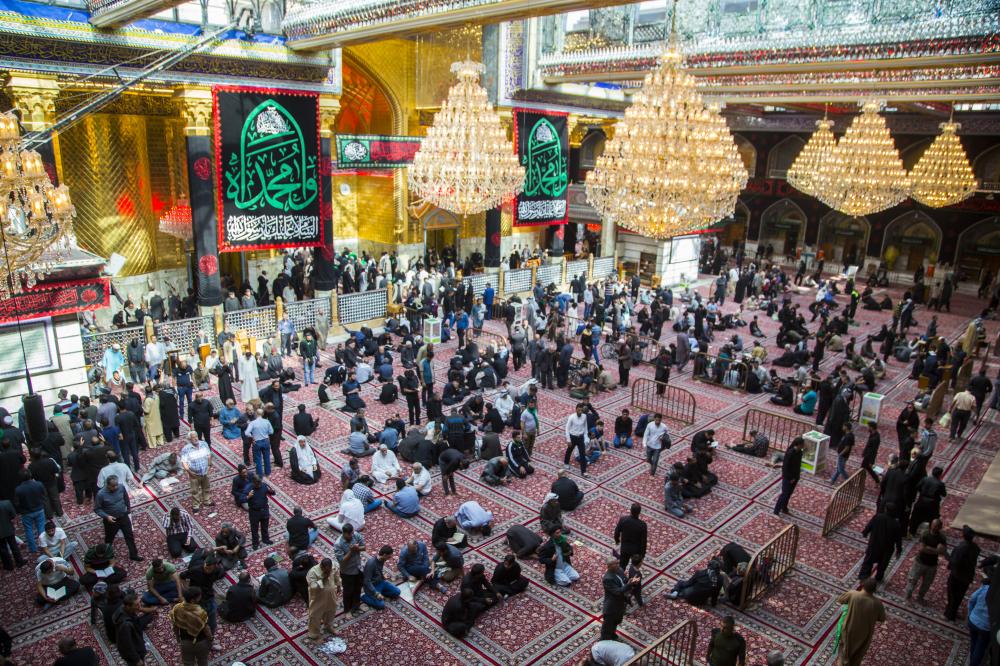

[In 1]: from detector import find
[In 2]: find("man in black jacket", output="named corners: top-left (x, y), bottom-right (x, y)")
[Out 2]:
top-left (292, 404), bottom-right (319, 438)
top-left (772, 437), bottom-right (804, 515)
top-left (187, 392), bottom-right (214, 445)
top-left (613, 503), bottom-right (648, 569)
top-left (601, 558), bottom-right (632, 640)
top-left (858, 503), bottom-right (902, 582)
top-left (551, 470), bottom-right (584, 511)
top-left (944, 525), bottom-right (980, 621)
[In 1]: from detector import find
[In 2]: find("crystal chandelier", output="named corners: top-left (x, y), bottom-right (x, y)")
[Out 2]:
top-left (408, 60), bottom-right (524, 216)
top-left (787, 117), bottom-right (836, 197)
top-left (910, 120), bottom-right (978, 208)
top-left (812, 100), bottom-right (911, 217)
top-left (585, 38), bottom-right (748, 239)
top-left (158, 199), bottom-right (193, 240)
top-left (0, 111), bottom-right (77, 300)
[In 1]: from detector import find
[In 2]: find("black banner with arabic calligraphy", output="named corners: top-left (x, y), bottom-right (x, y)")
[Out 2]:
top-left (0, 279), bottom-right (109, 325)
top-left (513, 109), bottom-right (569, 227)
top-left (214, 87), bottom-right (324, 252)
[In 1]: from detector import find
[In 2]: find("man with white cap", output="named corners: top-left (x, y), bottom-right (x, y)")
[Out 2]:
top-left (370, 444), bottom-right (401, 484)
top-left (101, 343), bottom-right (127, 381)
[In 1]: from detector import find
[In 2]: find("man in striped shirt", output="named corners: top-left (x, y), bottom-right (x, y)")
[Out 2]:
top-left (161, 507), bottom-right (196, 557)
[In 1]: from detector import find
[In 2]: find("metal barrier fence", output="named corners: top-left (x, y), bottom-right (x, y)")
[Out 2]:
top-left (742, 408), bottom-right (813, 454)
top-left (592, 255), bottom-right (616, 279)
top-left (536, 262), bottom-right (562, 287)
top-left (284, 297), bottom-right (331, 332)
top-left (338, 289), bottom-right (387, 325)
top-left (82, 326), bottom-right (146, 368)
top-left (738, 524), bottom-right (800, 610)
top-left (224, 305), bottom-right (277, 342)
top-left (154, 315), bottom-right (214, 354)
top-left (504, 268), bottom-right (533, 294)
top-left (625, 620), bottom-right (697, 666)
top-left (630, 377), bottom-right (697, 426)
top-left (691, 352), bottom-right (748, 390)
top-left (462, 272), bottom-right (499, 296)
top-left (822, 469), bottom-right (867, 537)
top-left (471, 329), bottom-right (506, 353)
top-left (566, 259), bottom-right (589, 282)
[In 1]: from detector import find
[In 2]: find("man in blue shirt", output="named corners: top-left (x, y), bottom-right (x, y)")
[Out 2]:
top-left (361, 545), bottom-right (401, 609)
top-left (396, 539), bottom-right (431, 582)
top-left (482, 285), bottom-right (494, 319)
top-left (245, 410), bottom-right (275, 478)
top-left (378, 424), bottom-right (399, 451)
top-left (455, 310), bottom-right (470, 348)
top-left (420, 351), bottom-right (435, 403)
top-left (387, 479), bottom-right (420, 518)
top-left (278, 314), bottom-right (295, 356)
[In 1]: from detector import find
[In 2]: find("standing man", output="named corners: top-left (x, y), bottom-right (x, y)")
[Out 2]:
top-left (948, 387), bottom-right (977, 441)
top-left (246, 409), bottom-right (275, 479)
top-left (944, 525), bottom-right (980, 621)
top-left (905, 518), bottom-right (947, 602)
top-left (333, 523), bottom-right (366, 615)
top-left (613, 503), bottom-right (648, 570)
top-left (187, 392), bottom-right (213, 446)
top-left (278, 314), bottom-right (295, 356)
top-left (299, 331), bottom-right (318, 386)
top-left (858, 503), bottom-right (902, 584)
top-left (305, 558), bottom-right (342, 641)
top-left (600, 558), bottom-right (631, 641)
top-left (246, 475), bottom-right (275, 549)
top-left (520, 397), bottom-right (539, 457)
top-left (706, 616), bottom-right (747, 666)
top-left (180, 432), bottom-right (212, 514)
top-left (773, 437), bottom-right (804, 516)
top-left (834, 579), bottom-right (886, 666)
top-left (642, 413), bottom-right (669, 477)
top-left (564, 403), bottom-right (591, 477)
top-left (94, 475), bottom-right (142, 561)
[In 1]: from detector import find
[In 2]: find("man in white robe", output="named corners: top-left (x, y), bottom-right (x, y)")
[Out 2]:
top-left (238, 351), bottom-right (259, 401)
top-left (370, 444), bottom-right (401, 484)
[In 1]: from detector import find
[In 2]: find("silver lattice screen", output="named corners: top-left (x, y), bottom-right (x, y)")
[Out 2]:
top-left (592, 256), bottom-right (616, 279)
top-left (462, 273), bottom-right (500, 298)
top-left (504, 268), bottom-right (533, 294)
top-left (566, 259), bottom-right (589, 281)
top-left (338, 289), bottom-right (387, 325)
top-left (155, 316), bottom-right (215, 354)
top-left (536, 263), bottom-right (562, 287)
top-left (82, 326), bottom-right (146, 368)
top-left (224, 306), bottom-right (278, 342)
top-left (285, 298), bottom-right (332, 332)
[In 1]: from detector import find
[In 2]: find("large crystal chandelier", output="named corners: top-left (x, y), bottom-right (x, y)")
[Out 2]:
top-left (585, 39), bottom-right (747, 239)
top-left (408, 60), bottom-right (524, 215)
top-left (910, 120), bottom-right (978, 208)
top-left (787, 117), bottom-right (836, 197)
top-left (158, 199), bottom-right (193, 240)
top-left (812, 100), bottom-right (911, 217)
top-left (0, 111), bottom-right (77, 300)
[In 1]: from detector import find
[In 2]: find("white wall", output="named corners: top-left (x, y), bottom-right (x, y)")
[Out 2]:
top-left (0, 314), bottom-right (89, 420)
top-left (97, 268), bottom-right (187, 328)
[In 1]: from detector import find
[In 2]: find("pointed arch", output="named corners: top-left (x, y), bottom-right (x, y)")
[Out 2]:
top-left (972, 144), bottom-right (1000, 192)
top-left (767, 135), bottom-right (806, 179)
top-left (733, 134), bottom-right (757, 178)
top-left (955, 215), bottom-right (1000, 268)
top-left (818, 211), bottom-right (870, 265)
top-left (881, 211), bottom-right (943, 272)
top-left (579, 129), bottom-right (606, 170)
top-left (759, 198), bottom-right (806, 255)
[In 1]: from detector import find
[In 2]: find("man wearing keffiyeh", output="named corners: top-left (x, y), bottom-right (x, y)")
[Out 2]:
top-left (169, 587), bottom-right (215, 663)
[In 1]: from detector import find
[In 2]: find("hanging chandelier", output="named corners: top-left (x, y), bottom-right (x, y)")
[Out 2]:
top-left (812, 100), bottom-right (911, 217)
top-left (408, 60), bottom-right (524, 216)
top-left (0, 110), bottom-right (77, 300)
top-left (158, 199), bottom-right (193, 241)
top-left (910, 120), bottom-right (978, 208)
top-left (585, 38), bottom-right (747, 239)
top-left (787, 117), bottom-right (836, 197)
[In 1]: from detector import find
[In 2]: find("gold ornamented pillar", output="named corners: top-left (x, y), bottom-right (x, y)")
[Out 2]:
top-left (5, 74), bottom-right (61, 182)
top-left (174, 86), bottom-right (223, 314)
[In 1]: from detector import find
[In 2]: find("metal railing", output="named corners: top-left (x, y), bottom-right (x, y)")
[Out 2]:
top-left (738, 524), bottom-right (800, 610)
top-left (743, 408), bottom-right (813, 454)
top-left (504, 268), bottom-right (533, 295)
top-left (625, 620), bottom-right (697, 666)
top-left (593, 256), bottom-right (616, 279)
top-left (470, 329), bottom-right (506, 353)
top-left (462, 272), bottom-right (499, 296)
top-left (566, 259), bottom-right (589, 282)
top-left (82, 325), bottom-right (145, 368)
top-left (224, 304), bottom-right (277, 342)
top-left (284, 297), bottom-right (331, 332)
top-left (822, 469), bottom-right (867, 537)
top-left (691, 352), bottom-right (748, 390)
top-left (630, 377), bottom-right (697, 426)
top-left (338, 288), bottom-right (387, 325)
top-left (154, 315), bottom-right (214, 354)
top-left (536, 262), bottom-right (562, 287)
top-left (601, 335), bottom-right (661, 366)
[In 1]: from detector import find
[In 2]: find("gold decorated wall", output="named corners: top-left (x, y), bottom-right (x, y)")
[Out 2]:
top-left (59, 112), bottom-right (186, 276)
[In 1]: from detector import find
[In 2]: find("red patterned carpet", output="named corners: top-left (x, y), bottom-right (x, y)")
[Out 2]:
top-left (6, 279), bottom-right (997, 665)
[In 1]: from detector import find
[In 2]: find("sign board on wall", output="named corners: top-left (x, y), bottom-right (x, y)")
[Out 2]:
top-left (0, 318), bottom-right (59, 378)
top-left (335, 134), bottom-right (421, 168)
top-left (214, 86), bottom-right (323, 252)
top-left (513, 109), bottom-right (569, 227)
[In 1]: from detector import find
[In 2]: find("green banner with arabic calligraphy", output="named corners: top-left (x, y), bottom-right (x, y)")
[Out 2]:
top-left (214, 87), bottom-right (323, 252)
top-left (513, 109), bottom-right (569, 227)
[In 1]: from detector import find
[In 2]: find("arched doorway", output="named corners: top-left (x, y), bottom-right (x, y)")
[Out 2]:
top-left (881, 211), bottom-right (942, 273)
top-left (719, 200), bottom-right (750, 249)
top-left (733, 134), bottom-right (757, 179)
top-left (818, 212), bottom-right (870, 267)
top-left (973, 144), bottom-right (1000, 192)
top-left (767, 135), bottom-right (805, 179)
top-left (759, 199), bottom-right (806, 258)
top-left (955, 217), bottom-right (1000, 284)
